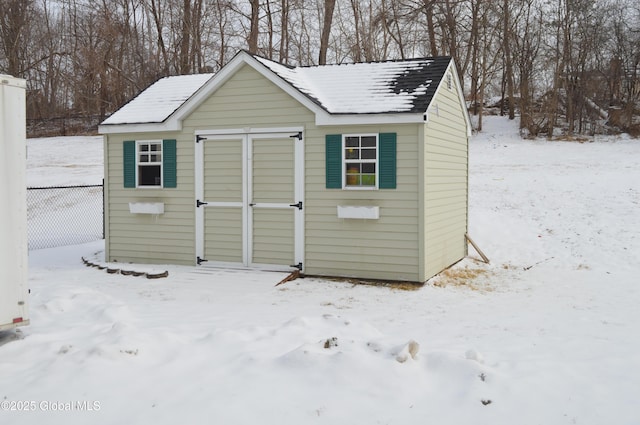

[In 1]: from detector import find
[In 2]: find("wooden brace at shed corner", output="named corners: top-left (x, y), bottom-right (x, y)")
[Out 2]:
top-left (465, 234), bottom-right (490, 264)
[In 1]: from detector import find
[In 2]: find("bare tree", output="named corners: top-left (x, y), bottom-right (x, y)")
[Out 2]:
top-left (512, 0), bottom-right (543, 136)
top-left (149, 0), bottom-right (170, 74)
top-left (318, 0), bottom-right (336, 64)
top-left (279, 0), bottom-right (290, 62)
top-left (501, 0), bottom-right (516, 119)
top-left (248, 0), bottom-right (259, 53)
top-left (0, 0), bottom-right (33, 77)
top-left (7, 0), bottom-right (639, 137)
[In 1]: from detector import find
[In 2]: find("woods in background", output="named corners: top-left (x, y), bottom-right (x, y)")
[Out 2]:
top-left (1, 0), bottom-right (639, 137)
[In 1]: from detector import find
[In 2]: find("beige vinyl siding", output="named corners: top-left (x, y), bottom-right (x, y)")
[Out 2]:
top-left (422, 69), bottom-right (469, 280)
top-left (252, 209), bottom-right (295, 264)
top-left (203, 139), bottom-right (242, 202)
top-left (252, 137), bottom-right (294, 204)
top-left (104, 131), bottom-right (195, 265)
top-left (205, 208), bottom-right (243, 262)
top-left (304, 124), bottom-right (422, 282)
top-left (183, 65), bottom-right (314, 130)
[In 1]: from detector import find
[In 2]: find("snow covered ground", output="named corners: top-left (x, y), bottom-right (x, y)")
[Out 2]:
top-left (26, 135), bottom-right (103, 187)
top-left (1, 117), bottom-right (639, 424)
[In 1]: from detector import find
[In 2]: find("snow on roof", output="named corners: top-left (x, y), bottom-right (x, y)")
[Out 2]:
top-left (253, 55), bottom-right (451, 114)
top-left (101, 53), bottom-right (452, 127)
top-left (101, 73), bottom-right (213, 125)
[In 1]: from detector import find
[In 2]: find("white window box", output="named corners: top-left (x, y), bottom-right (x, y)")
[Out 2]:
top-left (129, 202), bottom-right (165, 214)
top-left (337, 205), bottom-right (379, 220)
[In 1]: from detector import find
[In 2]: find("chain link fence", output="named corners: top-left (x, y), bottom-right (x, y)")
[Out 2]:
top-left (27, 184), bottom-right (104, 250)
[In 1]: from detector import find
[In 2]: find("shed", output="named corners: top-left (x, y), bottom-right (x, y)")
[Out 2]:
top-left (98, 51), bottom-right (471, 283)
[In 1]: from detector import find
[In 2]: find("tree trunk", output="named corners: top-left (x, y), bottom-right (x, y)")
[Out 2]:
top-left (0, 0), bottom-right (31, 77)
top-left (180, 0), bottom-right (191, 74)
top-left (149, 0), bottom-right (170, 74)
top-left (319, 0), bottom-right (336, 65)
top-left (215, 0), bottom-right (228, 67)
top-left (547, 6), bottom-right (564, 138)
top-left (424, 0), bottom-right (438, 56)
top-left (248, 0), bottom-right (259, 54)
top-left (503, 0), bottom-right (515, 119)
top-left (350, 0), bottom-right (362, 62)
top-left (191, 0), bottom-right (204, 72)
top-left (469, 0), bottom-right (480, 116)
top-left (279, 0), bottom-right (289, 63)
top-left (265, 0), bottom-right (274, 59)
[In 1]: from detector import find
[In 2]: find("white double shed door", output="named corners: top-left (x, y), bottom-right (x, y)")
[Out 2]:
top-left (195, 128), bottom-right (304, 272)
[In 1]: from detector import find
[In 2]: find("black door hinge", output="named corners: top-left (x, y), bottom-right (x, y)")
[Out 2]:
top-left (290, 132), bottom-right (302, 140)
top-left (289, 262), bottom-right (302, 270)
top-left (196, 199), bottom-right (208, 207)
top-left (289, 201), bottom-right (303, 210)
top-left (196, 135), bottom-right (207, 143)
top-left (197, 256), bottom-right (208, 265)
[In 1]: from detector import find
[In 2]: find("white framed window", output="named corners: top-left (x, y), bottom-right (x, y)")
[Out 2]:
top-left (137, 140), bottom-right (163, 187)
top-left (343, 134), bottom-right (378, 189)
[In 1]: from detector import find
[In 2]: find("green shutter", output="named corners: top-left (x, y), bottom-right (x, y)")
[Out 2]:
top-left (325, 134), bottom-right (342, 189)
top-left (163, 139), bottom-right (177, 188)
top-left (123, 140), bottom-right (136, 188)
top-left (379, 133), bottom-right (396, 189)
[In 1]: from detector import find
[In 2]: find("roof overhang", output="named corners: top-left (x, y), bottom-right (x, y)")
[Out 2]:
top-left (316, 112), bottom-right (425, 126)
top-left (98, 120), bottom-right (181, 134)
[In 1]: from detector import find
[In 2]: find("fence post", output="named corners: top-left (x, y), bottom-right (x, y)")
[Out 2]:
top-left (102, 179), bottom-right (105, 240)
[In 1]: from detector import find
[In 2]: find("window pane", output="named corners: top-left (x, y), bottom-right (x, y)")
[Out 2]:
top-left (140, 144), bottom-right (149, 152)
top-left (150, 154), bottom-right (161, 162)
top-left (348, 175), bottom-right (361, 186)
top-left (345, 164), bottom-right (360, 186)
top-left (140, 154), bottom-right (149, 162)
top-left (361, 148), bottom-right (376, 159)
top-left (150, 144), bottom-right (160, 152)
top-left (361, 174), bottom-right (375, 186)
top-left (345, 136), bottom-right (359, 147)
top-left (345, 148), bottom-right (359, 159)
top-left (362, 163), bottom-right (376, 173)
top-left (139, 165), bottom-right (161, 186)
top-left (361, 136), bottom-right (376, 147)
top-left (346, 163), bottom-right (361, 173)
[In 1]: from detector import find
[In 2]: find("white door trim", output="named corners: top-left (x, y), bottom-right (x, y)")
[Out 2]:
top-left (195, 128), bottom-right (304, 272)
top-left (195, 127), bottom-right (304, 136)
top-left (195, 134), bottom-right (247, 265)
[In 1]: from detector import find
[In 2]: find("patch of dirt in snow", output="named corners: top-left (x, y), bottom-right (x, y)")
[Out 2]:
top-left (430, 261), bottom-right (493, 291)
